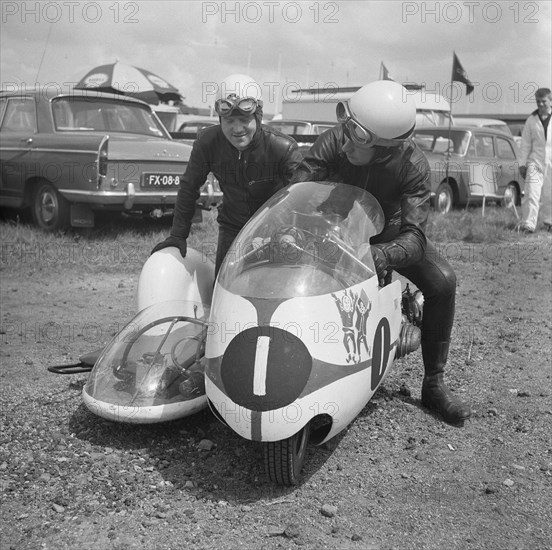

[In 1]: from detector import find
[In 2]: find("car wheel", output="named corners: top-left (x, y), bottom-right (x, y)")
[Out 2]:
top-left (503, 183), bottom-right (519, 208)
top-left (31, 182), bottom-right (70, 231)
top-left (435, 182), bottom-right (454, 214)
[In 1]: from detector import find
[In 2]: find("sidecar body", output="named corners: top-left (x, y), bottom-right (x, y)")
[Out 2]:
top-left (81, 247), bottom-right (214, 423)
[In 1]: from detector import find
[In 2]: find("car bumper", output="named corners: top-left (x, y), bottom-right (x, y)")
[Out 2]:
top-left (60, 186), bottom-right (222, 210)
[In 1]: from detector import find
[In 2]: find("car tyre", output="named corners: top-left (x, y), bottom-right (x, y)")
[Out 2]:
top-left (31, 182), bottom-right (70, 232)
top-left (435, 182), bottom-right (454, 214)
top-left (503, 183), bottom-right (519, 208)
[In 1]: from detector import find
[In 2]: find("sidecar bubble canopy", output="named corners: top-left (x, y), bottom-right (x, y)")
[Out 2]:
top-left (82, 300), bottom-right (209, 423)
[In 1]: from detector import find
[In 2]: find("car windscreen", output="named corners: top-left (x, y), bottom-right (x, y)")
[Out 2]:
top-left (52, 98), bottom-right (167, 137)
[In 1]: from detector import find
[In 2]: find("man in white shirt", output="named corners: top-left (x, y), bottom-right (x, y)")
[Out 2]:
top-left (518, 88), bottom-right (552, 233)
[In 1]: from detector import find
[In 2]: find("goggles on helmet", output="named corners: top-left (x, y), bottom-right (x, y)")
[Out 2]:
top-left (215, 96), bottom-right (262, 117)
top-left (336, 100), bottom-right (378, 146)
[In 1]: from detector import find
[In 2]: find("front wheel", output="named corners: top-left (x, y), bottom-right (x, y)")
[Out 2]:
top-left (263, 422), bottom-right (311, 486)
top-left (31, 182), bottom-right (70, 231)
top-left (435, 182), bottom-right (454, 214)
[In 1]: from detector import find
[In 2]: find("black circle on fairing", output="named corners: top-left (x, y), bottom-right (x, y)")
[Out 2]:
top-left (371, 317), bottom-right (391, 391)
top-left (221, 327), bottom-right (312, 411)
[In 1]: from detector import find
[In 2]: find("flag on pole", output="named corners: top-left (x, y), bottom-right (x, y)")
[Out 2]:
top-left (452, 52), bottom-right (474, 95)
top-left (380, 62), bottom-right (394, 81)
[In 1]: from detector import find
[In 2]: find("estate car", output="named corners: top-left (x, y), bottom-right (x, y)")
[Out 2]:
top-left (412, 126), bottom-right (525, 214)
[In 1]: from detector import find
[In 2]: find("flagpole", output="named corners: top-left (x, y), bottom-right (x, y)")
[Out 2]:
top-left (445, 51), bottom-right (456, 191)
top-left (448, 51), bottom-right (474, 207)
top-left (445, 54), bottom-right (454, 188)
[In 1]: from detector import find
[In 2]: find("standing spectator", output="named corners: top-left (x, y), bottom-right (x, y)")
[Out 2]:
top-left (518, 88), bottom-right (552, 233)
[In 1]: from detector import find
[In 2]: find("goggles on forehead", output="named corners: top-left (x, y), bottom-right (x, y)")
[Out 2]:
top-left (214, 95), bottom-right (262, 117)
top-left (336, 100), bottom-right (378, 146)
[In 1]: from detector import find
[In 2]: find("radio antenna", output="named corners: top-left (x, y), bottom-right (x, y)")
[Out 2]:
top-left (35, 22), bottom-right (54, 83)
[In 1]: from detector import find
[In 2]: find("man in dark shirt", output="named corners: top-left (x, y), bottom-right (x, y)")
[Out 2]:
top-left (153, 74), bottom-right (303, 275)
top-left (294, 80), bottom-right (471, 425)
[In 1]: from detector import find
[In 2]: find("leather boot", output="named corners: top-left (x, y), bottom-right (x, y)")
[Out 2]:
top-left (421, 341), bottom-right (471, 424)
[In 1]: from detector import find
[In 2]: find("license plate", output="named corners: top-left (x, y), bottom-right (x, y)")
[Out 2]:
top-left (142, 173), bottom-right (181, 188)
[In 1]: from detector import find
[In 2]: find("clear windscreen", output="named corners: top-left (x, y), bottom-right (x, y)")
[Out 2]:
top-left (84, 301), bottom-right (209, 408)
top-left (217, 181), bottom-right (385, 298)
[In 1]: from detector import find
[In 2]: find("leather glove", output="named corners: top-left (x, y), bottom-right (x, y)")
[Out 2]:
top-left (371, 244), bottom-right (389, 282)
top-left (151, 235), bottom-right (187, 258)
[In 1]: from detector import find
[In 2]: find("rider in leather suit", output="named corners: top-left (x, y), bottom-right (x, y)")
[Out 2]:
top-left (152, 74), bottom-right (303, 275)
top-left (293, 80), bottom-right (471, 425)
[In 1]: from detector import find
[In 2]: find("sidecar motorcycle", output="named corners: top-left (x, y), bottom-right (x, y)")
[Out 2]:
top-left (48, 181), bottom-right (422, 486)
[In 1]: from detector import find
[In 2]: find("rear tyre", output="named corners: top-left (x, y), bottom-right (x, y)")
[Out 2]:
top-left (435, 182), bottom-right (454, 214)
top-left (263, 422), bottom-right (311, 486)
top-left (31, 182), bottom-right (69, 231)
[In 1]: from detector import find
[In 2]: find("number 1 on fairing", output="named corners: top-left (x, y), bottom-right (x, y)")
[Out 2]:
top-left (253, 336), bottom-right (271, 396)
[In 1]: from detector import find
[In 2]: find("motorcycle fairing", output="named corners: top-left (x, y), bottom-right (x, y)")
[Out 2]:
top-left (206, 277), bottom-right (402, 442)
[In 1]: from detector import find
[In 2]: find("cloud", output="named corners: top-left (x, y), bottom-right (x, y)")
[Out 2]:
top-left (1, 1), bottom-right (550, 114)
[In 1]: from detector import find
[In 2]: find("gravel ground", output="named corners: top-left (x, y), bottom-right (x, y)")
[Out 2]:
top-left (1, 235), bottom-right (551, 550)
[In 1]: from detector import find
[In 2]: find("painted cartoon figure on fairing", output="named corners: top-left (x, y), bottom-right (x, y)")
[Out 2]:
top-left (332, 289), bottom-right (372, 363)
top-left (355, 290), bottom-right (372, 357)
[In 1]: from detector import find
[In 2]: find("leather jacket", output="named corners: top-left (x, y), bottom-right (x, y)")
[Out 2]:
top-left (170, 123), bottom-right (303, 239)
top-left (294, 125), bottom-right (431, 269)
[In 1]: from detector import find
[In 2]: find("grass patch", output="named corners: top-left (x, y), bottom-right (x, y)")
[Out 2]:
top-left (426, 204), bottom-right (521, 243)
top-left (0, 209), bottom-right (219, 271)
top-left (0, 203), bottom-right (524, 272)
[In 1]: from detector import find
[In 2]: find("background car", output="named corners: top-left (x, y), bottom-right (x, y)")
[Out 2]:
top-left (453, 116), bottom-right (513, 136)
top-left (171, 119), bottom-right (222, 207)
top-left (265, 119), bottom-right (334, 156)
top-left (506, 122), bottom-right (525, 146)
top-left (412, 126), bottom-right (524, 213)
top-left (177, 119), bottom-right (218, 136)
top-left (0, 88), bottom-right (220, 231)
top-left (265, 119), bottom-right (334, 135)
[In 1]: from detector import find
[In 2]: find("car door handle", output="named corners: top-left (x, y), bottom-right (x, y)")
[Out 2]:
top-left (21, 137), bottom-right (33, 144)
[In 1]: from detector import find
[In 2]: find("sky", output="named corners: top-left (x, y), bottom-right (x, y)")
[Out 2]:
top-left (1, 0), bottom-right (551, 117)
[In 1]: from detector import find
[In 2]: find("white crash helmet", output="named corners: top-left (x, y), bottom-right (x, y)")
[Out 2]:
top-left (337, 80), bottom-right (416, 144)
top-left (136, 247), bottom-right (214, 314)
top-left (215, 73), bottom-right (263, 117)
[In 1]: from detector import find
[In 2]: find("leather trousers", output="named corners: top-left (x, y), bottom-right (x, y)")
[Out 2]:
top-left (394, 240), bottom-right (456, 346)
